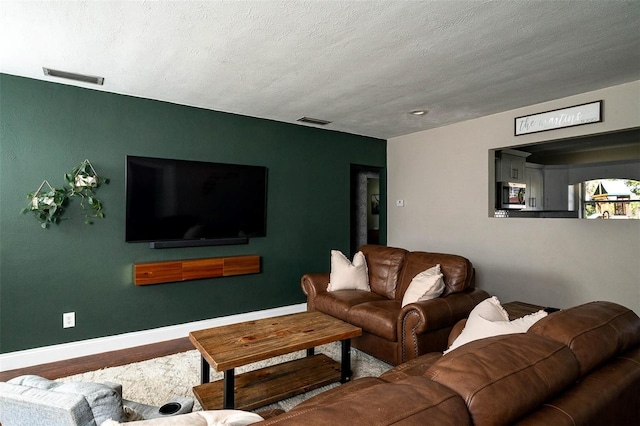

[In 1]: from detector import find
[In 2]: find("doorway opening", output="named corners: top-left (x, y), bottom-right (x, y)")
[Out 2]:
top-left (350, 165), bottom-right (383, 255)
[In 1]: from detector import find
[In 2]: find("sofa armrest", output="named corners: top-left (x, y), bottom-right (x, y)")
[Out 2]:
top-left (399, 289), bottom-right (489, 360)
top-left (448, 319), bottom-right (467, 349)
top-left (400, 290), bottom-right (489, 334)
top-left (301, 273), bottom-right (330, 311)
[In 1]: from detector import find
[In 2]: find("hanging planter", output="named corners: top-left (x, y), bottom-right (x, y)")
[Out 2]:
top-left (68, 158), bottom-right (99, 188)
top-left (22, 159), bottom-right (110, 228)
top-left (64, 159), bottom-right (110, 224)
top-left (21, 180), bottom-right (69, 228)
top-left (66, 159), bottom-right (105, 190)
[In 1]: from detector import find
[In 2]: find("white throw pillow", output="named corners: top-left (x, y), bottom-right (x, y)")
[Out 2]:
top-left (327, 250), bottom-right (370, 292)
top-left (401, 265), bottom-right (445, 307)
top-left (443, 296), bottom-right (547, 354)
top-left (101, 410), bottom-right (264, 426)
top-left (470, 296), bottom-right (510, 322)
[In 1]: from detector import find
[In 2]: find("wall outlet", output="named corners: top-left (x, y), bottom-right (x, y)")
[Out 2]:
top-left (396, 199), bottom-right (405, 207)
top-left (63, 312), bottom-right (75, 328)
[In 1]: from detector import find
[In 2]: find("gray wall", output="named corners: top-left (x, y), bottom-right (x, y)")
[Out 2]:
top-left (388, 81), bottom-right (639, 314)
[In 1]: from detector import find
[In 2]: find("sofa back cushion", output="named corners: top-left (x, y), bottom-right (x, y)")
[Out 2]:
top-left (259, 376), bottom-right (471, 425)
top-left (528, 301), bottom-right (640, 377)
top-left (360, 245), bottom-right (407, 299)
top-left (427, 334), bottom-right (579, 426)
top-left (397, 252), bottom-right (474, 299)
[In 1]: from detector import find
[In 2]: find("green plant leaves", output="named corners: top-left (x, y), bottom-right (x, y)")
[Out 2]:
top-left (22, 160), bottom-right (109, 229)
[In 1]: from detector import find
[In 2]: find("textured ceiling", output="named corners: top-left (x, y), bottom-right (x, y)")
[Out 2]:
top-left (1, 1), bottom-right (639, 139)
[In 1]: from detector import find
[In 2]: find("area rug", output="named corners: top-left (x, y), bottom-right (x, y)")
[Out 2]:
top-left (58, 342), bottom-right (392, 412)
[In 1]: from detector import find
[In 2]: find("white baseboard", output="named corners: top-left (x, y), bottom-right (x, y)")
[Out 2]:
top-left (0, 303), bottom-right (306, 372)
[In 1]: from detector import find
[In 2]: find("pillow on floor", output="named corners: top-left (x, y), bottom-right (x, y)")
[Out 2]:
top-left (443, 296), bottom-right (547, 354)
top-left (327, 250), bottom-right (370, 291)
top-left (401, 264), bottom-right (445, 307)
top-left (8, 375), bottom-right (126, 424)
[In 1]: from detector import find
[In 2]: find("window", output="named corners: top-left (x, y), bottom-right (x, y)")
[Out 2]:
top-left (582, 179), bottom-right (640, 219)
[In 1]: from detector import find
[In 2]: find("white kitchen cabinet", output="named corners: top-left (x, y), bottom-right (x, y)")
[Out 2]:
top-left (497, 150), bottom-right (528, 183)
top-left (525, 165), bottom-right (544, 210)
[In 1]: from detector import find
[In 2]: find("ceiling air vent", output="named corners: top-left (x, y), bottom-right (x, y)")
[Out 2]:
top-left (43, 67), bottom-right (104, 85)
top-left (297, 117), bottom-right (332, 126)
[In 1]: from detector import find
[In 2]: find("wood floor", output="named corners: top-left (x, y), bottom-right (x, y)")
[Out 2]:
top-left (0, 337), bottom-right (194, 382)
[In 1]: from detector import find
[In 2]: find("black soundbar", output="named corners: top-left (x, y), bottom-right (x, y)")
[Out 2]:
top-left (149, 237), bottom-right (249, 249)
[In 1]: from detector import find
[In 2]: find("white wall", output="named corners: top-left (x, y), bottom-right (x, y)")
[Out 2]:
top-left (387, 81), bottom-right (640, 314)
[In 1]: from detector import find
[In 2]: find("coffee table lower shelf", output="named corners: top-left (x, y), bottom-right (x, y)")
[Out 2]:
top-left (193, 353), bottom-right (341, 411)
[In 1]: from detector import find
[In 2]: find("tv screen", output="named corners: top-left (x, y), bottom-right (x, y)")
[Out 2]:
top-left (126, 156), bottom-right (267, 246)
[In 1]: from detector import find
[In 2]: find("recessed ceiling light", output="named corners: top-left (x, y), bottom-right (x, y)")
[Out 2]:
top-left (297, 117), bottom-right (332, 126)
top-left (43, 67), bottom-right (104, 85)
top-left (409, 109), bottom-right (428, 116)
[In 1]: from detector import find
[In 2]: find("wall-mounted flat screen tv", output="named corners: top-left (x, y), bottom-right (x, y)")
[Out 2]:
top-left (126, 156), bottom-right (267, 248)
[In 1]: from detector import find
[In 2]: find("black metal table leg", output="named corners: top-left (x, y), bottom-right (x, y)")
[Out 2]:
top-left (340, 339), bottom-right (352, 383)
top-left (223, 369), bottom-right (235, 409)
top-left (200, 356), bottom-right (210, 384)
top-left (307, 347), bottom-right (315, 356)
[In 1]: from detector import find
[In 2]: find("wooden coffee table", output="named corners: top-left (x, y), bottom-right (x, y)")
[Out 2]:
top-left (189, 311), bottom-right (362, 411)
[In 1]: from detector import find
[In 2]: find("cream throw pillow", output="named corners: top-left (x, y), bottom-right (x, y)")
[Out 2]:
top-left (443, 296), bottom-right (547, 354)
top-left (327, 250), bottom-right (370, 291)
top-left (401, 265), bottom-right (445, 307)
top-left (101, 410), bottom-right (264, 426)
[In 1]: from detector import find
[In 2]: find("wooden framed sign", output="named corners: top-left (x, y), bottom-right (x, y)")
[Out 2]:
top-left (515, 100), bottom-right (602, 136)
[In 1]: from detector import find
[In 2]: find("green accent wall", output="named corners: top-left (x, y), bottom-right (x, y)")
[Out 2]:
top-left (0, 74), bottom-right (386, 353)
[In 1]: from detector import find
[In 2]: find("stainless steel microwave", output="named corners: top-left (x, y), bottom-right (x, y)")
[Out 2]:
top-left (498, 182), bottom-right (526, 209)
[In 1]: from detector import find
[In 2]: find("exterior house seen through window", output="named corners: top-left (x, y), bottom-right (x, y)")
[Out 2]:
top-left (583, 179), bottom-right (640, 219)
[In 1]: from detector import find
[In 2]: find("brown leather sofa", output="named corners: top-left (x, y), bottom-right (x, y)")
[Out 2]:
top-left (301, 245), bottom-right (489, 365)
top-left (258, 301), bottom-right (640, 425)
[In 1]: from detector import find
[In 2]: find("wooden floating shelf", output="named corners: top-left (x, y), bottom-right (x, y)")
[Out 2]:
top-left (134, 255), bottom-right (260, 286)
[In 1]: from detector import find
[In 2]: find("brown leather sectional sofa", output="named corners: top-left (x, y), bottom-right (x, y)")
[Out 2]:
top-left (259, 301), bottom-right (640, 425)
top-left (301, 245), bottom-right (489, 365)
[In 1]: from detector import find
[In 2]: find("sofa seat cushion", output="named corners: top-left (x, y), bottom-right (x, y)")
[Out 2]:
top-left (259, 376), bottom-right (471, 425)
top-left (292, 377), bottom-right (386, 409)
top-left (347, 299), bottom-right (401, 341)
top-left (314, 290), bottom-right (386, 319)
top-left (427, 333), bottom-right (580, 426)
top-left (527, 301), bottom-right (640, 377)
